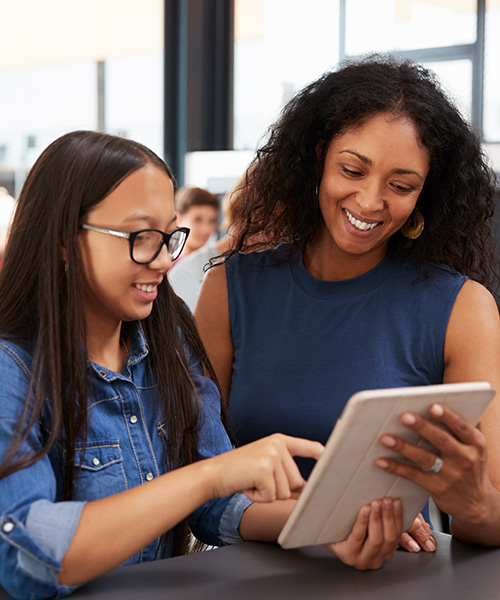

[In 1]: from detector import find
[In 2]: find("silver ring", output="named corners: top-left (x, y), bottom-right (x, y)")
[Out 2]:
top-left (422, 455), bottom-right (444, 474)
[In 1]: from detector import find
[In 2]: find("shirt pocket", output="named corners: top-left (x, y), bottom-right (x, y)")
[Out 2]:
top-left (73, 440), bottom-right (127, 501)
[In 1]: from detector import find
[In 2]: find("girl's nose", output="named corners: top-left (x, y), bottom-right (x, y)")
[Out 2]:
top-left (149, 243), bottom-right (173, 273)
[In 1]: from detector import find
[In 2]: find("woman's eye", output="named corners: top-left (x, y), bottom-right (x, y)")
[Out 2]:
top-left (391, 183), bottom-right (414, 193)
top-left (341, 166), bottom-right (363, 177)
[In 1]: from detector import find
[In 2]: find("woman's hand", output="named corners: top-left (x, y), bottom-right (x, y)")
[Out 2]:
top-left (324, 497), bottom-right (403, 570)
top-left (375, 403), bottom-right (496, 526)
top-left (204, 433), bottom-right (324, 503)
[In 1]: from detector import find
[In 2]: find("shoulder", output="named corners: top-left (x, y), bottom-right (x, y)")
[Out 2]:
top-left (394, 256), bottom-right (466, 282)
top-left (0, 339), bottom-right (33, 379)
top-left (0, 339), bottom-right (33, 417)
top-left (170, 245), bottom-right (218, 279)
top-left (451, 279), bottom-right (498, 319)
top-left (390, 258), bottom-right (468, 298)
top-left (200, 247), bottom-right (284, 295)
top-left (445, 280), bottom-right (500, 360)
top-left (225, 246), bottom-right (293, 290)
top-left (226, 245), bottom-right (290, 269)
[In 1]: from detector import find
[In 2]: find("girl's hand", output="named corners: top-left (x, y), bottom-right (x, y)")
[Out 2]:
top-left (324, 497), bottom-right (403, 570)
top-left (399, 513), bottom-right (436, 552)
top-left (375, 403), bottom-right (495, 525)
top-left (205, 433), bottom-right (324, 502)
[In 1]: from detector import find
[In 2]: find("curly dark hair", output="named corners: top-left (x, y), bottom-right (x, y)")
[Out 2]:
top-left (229, 54), bottom-right (499, 292)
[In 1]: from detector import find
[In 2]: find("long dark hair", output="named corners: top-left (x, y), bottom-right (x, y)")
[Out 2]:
top-left (0, 130), bottom-right (217, 555)
top-left (229, 54), bottom-right (499, 292)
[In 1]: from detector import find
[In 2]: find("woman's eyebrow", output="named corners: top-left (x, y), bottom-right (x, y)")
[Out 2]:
top-left (339, 150), bottom-right (424, 180)
top-left (340, 150), bottom-right (372, 165)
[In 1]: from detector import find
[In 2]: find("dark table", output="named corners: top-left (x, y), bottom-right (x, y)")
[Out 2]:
top-left (2, 532), bottom-right (499, 599)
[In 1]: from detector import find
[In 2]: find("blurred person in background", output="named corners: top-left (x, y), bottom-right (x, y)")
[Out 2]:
top-left (169, 176), bottom-right (247, 312)
top-left (174, 187), bottom-right (219, 259)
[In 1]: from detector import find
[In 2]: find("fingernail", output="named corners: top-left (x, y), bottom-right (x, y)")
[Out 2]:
top-left (381, 435), bottom-right (396, 448)
top-left (430, 404), bottom-right (444, 418)
top-left (382, 498), bottom-right (392, 510)
top-left (408, 540), bottom-right (420, 552)
top-left (372, 501), bottom-right (382, 513)
top-left (375, 458), bottom-right (389, 469)
top-left (425, 539), bottom-right (436, 551)
top-left (401, 413), bottom-right (416, 426)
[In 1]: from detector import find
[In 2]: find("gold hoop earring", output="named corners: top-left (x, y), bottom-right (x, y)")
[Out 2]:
top-left (401, 208), bottom-right (424, 240)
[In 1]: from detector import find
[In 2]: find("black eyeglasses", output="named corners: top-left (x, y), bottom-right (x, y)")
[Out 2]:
top-left (80, 224), bottom-right (190, 264)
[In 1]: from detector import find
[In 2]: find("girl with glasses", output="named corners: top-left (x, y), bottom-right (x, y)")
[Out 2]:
top-left (195, 55), bottom-right (500, 568)
top-left (0, 131), bottom-right (323, 599)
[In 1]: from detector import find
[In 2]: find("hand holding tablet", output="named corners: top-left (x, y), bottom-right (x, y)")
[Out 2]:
top-left (278, 382), bottom-right (495, 549)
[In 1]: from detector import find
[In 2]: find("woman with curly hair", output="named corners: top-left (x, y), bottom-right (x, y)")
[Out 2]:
top-left (195, 55), bottom-right (500, 568)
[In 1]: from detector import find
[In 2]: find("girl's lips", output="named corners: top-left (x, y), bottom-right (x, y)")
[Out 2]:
top-left (134, 283), bottom-right (158, 292)
top-left (133, 283), bottom-right (159, 301)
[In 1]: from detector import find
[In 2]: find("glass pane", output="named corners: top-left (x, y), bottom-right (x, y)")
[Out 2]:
top-left (105, 53), bottom-right (164, 158)
top-left (484, 0), bottom-right (500, 142)
top-left (0, 0), bottom-right (164, 195)
top-left (0, 62), bottom-right (97, 171)
top-left (421, 59), bottom-right (473, 123)
top-left (234, 0), bottom-right (340, 151)
top-left (345, 0), bottom-right (477, 55)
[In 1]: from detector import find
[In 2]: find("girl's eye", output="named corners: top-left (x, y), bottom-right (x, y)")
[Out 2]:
top-left (341, 166), bottom-right (363, 178)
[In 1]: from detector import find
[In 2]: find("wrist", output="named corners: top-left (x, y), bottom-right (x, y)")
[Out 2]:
top-left (450, 483), bottom-right (500, 544)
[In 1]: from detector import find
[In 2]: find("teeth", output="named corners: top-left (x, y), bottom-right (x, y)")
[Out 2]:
top-left (135, 284), bottom-right (156, 292)
top-left (344, 209), bottom-right (378, 231)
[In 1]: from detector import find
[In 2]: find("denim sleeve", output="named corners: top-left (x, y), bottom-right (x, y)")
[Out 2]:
top-left (187, 365), bottom-right (253, 546)
top-left (0, 343), bottom-right (86, 600)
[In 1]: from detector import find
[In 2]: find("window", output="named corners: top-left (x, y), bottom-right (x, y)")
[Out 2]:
top-left (233, 0), bottom-right (340, 150)
top-left (484, 0), bottom-right (500, 141)
top-left (344, 0), bottom-right (477, 54)
top-left (0, 0), bottom-right (164, 195)
top-left (233, 0), bottom-right (499, 153)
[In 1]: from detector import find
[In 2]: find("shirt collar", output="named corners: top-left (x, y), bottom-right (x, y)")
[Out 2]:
top-left (91, 322), bottom-right (149, 382)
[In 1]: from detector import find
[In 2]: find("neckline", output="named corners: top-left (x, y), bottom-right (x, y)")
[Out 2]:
top-left (289, 252), bottom-right (401, 300)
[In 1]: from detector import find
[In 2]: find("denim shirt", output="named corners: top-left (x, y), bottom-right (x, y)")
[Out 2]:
top-left (0, 324), bottom-right (252, 600)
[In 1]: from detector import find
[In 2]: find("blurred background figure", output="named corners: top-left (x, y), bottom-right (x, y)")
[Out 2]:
top-left (169, 177), bottom-right (246, 312)
top-left (0, 187), bottom-right (16, 266)
top-left (174, 187), bottom-right (219, 259)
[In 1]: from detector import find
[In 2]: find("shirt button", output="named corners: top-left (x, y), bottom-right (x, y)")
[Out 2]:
top-left (2, 521), bottom-right (14, 533)
top-left (92, 457), bottom-right (100, 466)
top-left (129, 415), bottom-right (138, 424)
top-left (99, 370), bottom-right (107, 378)
top-left (145, 472), bottom-right (154, 481)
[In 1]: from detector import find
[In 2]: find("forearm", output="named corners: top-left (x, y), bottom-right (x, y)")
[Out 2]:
top-left (238, 499), bottom-right (296, 542)
top-left (59, 460), bottom-right (215, 585)
top-left (450, 483), bottom-right (500, 546)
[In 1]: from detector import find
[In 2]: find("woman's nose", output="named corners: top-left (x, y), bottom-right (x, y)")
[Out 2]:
top-left (357, 181), bottom-right (385, 213)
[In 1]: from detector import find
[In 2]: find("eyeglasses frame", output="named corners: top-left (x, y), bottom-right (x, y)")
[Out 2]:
top-left (80, 224), bottom-right (190, 264)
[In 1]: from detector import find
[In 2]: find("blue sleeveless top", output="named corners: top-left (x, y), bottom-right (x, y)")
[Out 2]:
top-left (226, 246), bottom-right (467, 480)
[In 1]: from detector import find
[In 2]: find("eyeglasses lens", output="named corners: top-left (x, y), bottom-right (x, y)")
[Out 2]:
top-left (131, 229), bottom-right (186, 263)
top-left (132, 231), bottom-right (164, 264)
top-left (168, 230), bottom-right (186, 260)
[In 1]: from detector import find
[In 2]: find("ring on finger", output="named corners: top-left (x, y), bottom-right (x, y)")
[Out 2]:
top-left (422, 455), bottom-right (444, 474)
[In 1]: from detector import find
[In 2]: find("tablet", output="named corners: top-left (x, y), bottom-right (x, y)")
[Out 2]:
top-left (278, 381), bottom-right (495, 549)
